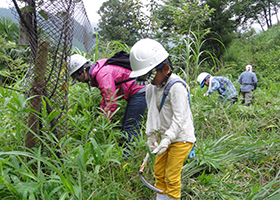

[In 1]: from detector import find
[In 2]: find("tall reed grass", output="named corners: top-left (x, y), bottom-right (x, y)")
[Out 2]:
top-left (0, 34), bottom-right (279, 199)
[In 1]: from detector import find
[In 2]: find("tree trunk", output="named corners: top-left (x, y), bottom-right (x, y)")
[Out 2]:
top-left (268, 0), bottom-right (272, 28)
top-left (261, 5), bottom-right (270, 29)
top-left (25, 40), bottom-right (50, 149)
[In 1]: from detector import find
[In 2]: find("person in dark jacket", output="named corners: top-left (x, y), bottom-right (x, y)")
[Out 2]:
top-left (238, 65), bottom-right (258, 106)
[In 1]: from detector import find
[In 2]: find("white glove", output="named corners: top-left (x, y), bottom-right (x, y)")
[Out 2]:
top-left (152, 137), bottom-right (171, 155)
top-left (147, 134), bottom-right (157, 152)
top-left (203, 93), bottom-right (209, 97)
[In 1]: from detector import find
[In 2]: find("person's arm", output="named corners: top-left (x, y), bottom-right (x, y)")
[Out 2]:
top-left (96, 71), bottom-right (118, 119)
top-left (207, 79), bottom-right (219, 94)
top-left (253, 82), bottom-right (257, 90)
top-left (145, 85), bottom-right (160, 152)
top-left (238, 75), bottom-right (242, 95)
top-left (152, 83), bottom-right (189, 155)
top-left (238, 74), bottom-right (242, 84)
top-left (164, 83), bottom-right (190, 141)
top-left (253, 73), bottom-right (258, 90)
top-left (145, 84), bottom-right (159, 136)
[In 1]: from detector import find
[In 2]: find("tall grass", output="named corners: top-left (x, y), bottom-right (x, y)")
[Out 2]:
top-left (171, 28), bottom-right (224, 82)
top-left (1, 75), bottom-right (279, 199)
top-left (0, 32), bottom-right (280, 199)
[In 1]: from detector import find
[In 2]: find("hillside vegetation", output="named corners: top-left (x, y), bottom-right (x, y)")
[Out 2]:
top-left (223, 26), bottom-right (280, 86)
top-left (0, 19), bottom-right (279, 200)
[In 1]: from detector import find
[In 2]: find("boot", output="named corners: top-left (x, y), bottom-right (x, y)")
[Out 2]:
top-left (156, 193), bottom-right (168, 200)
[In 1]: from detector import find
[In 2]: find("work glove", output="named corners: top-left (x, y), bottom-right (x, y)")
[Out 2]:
top-left (152, 137), bottom-right (171, 155)
top-left (253, 83), bottom-right (257, 91)
top-left (203, 93), bottom-right (209, 97)
top-left (147, 134), bottom-right (157, 152)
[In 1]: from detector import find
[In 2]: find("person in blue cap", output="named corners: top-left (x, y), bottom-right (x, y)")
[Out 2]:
top-left (197, 72), bottom-right (238, 105)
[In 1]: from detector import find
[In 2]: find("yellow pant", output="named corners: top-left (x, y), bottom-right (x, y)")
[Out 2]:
top-left (154, 142), bottom-right (194, 199)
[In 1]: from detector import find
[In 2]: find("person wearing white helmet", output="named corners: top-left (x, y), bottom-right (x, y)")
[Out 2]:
top-left (197, 72), bottom-right (238, 104)
top-left (238, 65), bottom-right (258, 106)
top-left (68, 52), bottom-right (147, 157)
top-left (68, 54), bottom-right (91, 86)
top-left (130, 38), bottom-right (196, 200)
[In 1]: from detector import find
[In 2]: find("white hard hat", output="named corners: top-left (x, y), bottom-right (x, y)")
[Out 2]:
top-left (129, 38), bottom-right (169, 78)
top-left (197, 72), bottom-right (211, 88)
top-left (68, 54), bottom-right (89, 77)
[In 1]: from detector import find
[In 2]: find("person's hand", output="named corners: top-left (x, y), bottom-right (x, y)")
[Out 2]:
top-left (152, 137), bottom-right (171, 155)
top-left (147, 134), bottom-right (157, 152)
top-left (203, 93), bottom-right (209, 97)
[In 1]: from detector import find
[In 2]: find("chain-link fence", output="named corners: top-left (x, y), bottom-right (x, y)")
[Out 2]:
top-left (73, 1), bottom-right (95, 54)
top-left (8, 0), bottom-right (94, 149)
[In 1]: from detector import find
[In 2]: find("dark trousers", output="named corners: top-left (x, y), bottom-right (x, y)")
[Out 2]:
top-left (219, 96), bottom-right (238, 105)
top-left (121, 87), bottom-right (147, 144)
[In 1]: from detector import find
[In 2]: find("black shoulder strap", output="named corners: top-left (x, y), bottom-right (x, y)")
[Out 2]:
top-left (104, 50), bottom-right (131, 70)
top-left (115, 78), bottom-right (135, 86)
top-left (104, 50), bottom-right (134, 86)
top-left (89, 53), bottom-right (134, 88)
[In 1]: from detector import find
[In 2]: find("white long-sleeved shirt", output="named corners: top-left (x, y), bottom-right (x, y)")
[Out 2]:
top-left (146, 74), bottom-right (196, 143)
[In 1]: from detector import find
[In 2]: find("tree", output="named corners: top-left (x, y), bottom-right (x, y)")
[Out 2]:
top-left (201, 0), bottom-right (237, 65)
top-left (96, 0), bottom-right (147, 46)
top-left (153, 0), bottom-right (235, 68)
top-left (153, 0), bottom-right (214, 41)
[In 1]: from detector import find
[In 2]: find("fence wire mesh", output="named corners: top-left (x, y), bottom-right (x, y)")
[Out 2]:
top-left (73, 1), bottom-right (95, 54)
top-left (8, 0), bottom-right (94, 149)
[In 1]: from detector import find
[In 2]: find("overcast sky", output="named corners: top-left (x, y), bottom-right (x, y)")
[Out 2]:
top-left (82, 0), bottom-right (105, 25)
top-left (1, 0), bottom-right (106, 25)
top-left (1, 0), bottom-right (278, 30)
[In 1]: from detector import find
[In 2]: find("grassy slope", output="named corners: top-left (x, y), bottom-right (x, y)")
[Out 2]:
top-left (0, 27), bottom-right (279, 200)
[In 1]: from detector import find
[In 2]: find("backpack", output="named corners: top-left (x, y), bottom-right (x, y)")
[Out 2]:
top-left (160, 78), bottom-right (196, 159)
top-left (104, 50), bottom-right (131, 70)
top-left (104, 50), bottom-right (134, 86)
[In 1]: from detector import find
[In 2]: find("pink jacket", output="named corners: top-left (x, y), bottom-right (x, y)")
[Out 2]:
top-left (89, 59), bottom-right (145, 119)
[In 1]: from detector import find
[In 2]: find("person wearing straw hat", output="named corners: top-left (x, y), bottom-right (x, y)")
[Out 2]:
top-left (129, 38), bottom-right (196, 200)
